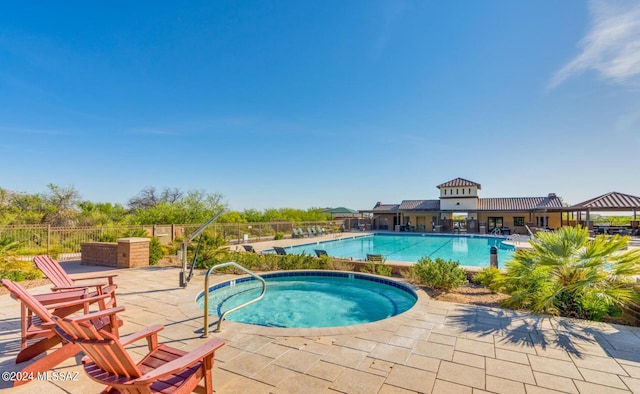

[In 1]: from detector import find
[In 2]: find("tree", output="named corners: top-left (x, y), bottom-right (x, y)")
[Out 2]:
top-left (40, 184), bottom-right (81, 226)
top-left (218, 211), bottom-right (248, 223)
top-left (499, 226), bottom-right (640, 321)
top-left (127, 187), bottom-right (184, 211)
top-left (77, 201), bottom-right (128, 226)
top-left (127, 188), bottom-right (226, 225)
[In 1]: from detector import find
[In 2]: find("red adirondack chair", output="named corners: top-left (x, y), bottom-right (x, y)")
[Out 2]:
top-left (0, 279), bottom-right (122, 386)
top-left (54, 307), bottom-right (225, 394)
top-left (33, 255), bottom-right (118, 308)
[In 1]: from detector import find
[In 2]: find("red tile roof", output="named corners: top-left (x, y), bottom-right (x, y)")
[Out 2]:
top-left (570, 192), bottom-right (640, 210)
top-left (437, 177), bottom-right (481, 189)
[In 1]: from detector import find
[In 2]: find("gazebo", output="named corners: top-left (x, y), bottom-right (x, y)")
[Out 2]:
top-left (568, 191), bottom-right (640, 230)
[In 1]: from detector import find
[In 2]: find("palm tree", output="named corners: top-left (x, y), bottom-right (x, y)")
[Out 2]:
top-left (499, 226), bottom-right (640, 321)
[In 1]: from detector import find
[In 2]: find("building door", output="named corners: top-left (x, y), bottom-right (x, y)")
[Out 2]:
top-left (488, 217), bottom-right (503, 230)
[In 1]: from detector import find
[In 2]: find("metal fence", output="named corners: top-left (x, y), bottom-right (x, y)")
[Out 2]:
top-left (0, 221), bottom-right (343, 259)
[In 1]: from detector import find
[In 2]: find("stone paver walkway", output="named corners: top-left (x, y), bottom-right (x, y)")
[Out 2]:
top-left (2, 258), bottom-right (640, 393)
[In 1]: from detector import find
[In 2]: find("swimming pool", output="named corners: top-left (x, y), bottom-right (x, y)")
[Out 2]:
top-left (281, 233), bottom-right (515, 267)
top-left (196, 271), bottom-right (417, 328)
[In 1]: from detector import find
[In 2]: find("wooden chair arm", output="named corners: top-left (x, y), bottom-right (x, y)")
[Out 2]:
top-left (120, 325), bottom-right (164, 348)
top-left (35, 289), bottom-right (88, 304)
top-left (45, 294), bottom-right (112, 312)
top-left (65, 306), bottom-right (126, 323)
top-left (135, 338), bottom-right (225, 384)
top-left (52, 283), bottom-right (109, 291)
top-left (72, 274), bottom-right (118, 285)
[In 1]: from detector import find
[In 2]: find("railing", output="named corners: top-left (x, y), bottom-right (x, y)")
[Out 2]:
top-left (180, 210), bottom-right (225, 288)
top-left (524, 224), bottom-right (535, 238)
top-left (203, 262), bottom-right (266, 336)
top-left (0, 221), bottom-right (342, 259)
top-left (506, 234), bottom-right (521, 245)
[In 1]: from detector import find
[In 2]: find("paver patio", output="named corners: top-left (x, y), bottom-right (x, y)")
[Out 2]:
top-left (3, 253), bottom-right (640, 393)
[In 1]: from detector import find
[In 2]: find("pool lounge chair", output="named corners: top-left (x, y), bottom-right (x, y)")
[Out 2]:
top-left (53, 307), bottom-right (225, 394)
top-left (296, 228), bottom-right (309, 237)
top-left (242, 244), bottom-right (257, 253)
top-left (366, 254), bottom-right (383, 263)
top-left (0, 279), bottom-right (122, 385)
top-left (314, 249), bottom-right (328, 257)
top-left (273, 246), bottom-right (288, 255)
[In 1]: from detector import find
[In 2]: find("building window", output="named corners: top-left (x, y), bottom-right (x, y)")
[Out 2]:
top-left (513, 217), bottom-right (525, 226)
top-left (444, 189), bottom-right (447, 195)
top-left (488, 217), bottom-right (503, 229)
top-left (469, 188), bottom-right (471, 194)
top-left (537, 216), bottom-right (550, 228)
top-left (456, 189), bottom-right (459, 195)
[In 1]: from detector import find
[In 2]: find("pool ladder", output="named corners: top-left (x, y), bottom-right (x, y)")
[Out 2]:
top-left (203, 262), bottom-right (266, 337)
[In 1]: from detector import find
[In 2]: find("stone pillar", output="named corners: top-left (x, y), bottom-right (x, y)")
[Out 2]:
top-left (117, 237), bottom-right (150, 268)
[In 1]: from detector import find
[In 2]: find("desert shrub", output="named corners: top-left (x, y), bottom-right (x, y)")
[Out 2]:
top-left (411, 257), bottom-right (467, 290)
top-left (188, 232), bottom-right (228, 269)
top-left (0, 238), bottom-right (43, 281)
top-left (471, 266), bottom-right (503, 291)
top-left (360, 261), bottom-right (392, 276)
top-left (98, 233), bottom-right (118, 242)
top-left (191, 248), bottom-right (358, 274)
top-left (0, 237), bottom-right (42, 282)
top-left (323, 257), bottom-right (355, 272)
top-left (148, 237), bottom-right (165, 265)
top-left (0, 260), bottom-right (44, 281)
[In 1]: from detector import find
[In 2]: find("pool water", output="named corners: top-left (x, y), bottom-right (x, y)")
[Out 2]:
top-left (197, 272), bottom-right (417, 328)
top-left (283, 234), bottom-right (515, 267)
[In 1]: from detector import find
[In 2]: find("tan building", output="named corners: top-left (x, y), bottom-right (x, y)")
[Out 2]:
top-left (368, 177), bottom-right (564, 235)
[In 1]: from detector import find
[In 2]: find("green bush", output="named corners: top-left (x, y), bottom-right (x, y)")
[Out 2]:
top-left (274, 232), bottom-right (284, 240)
top-left (360, 261), bottom-right (392, 276)
top-left (471, 267), bottom-right (503, 291)
top-left (411, 257), bottom-right (467, 290)
top-left (191, 248), bottom-right (356, 274)
top-left (149, 237), bottom-right (164, 265)
top-left (0, 259), bottom-right (43, 281)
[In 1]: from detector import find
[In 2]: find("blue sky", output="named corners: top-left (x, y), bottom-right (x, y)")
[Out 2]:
top-left (1, 1), bottom-right (640, 211)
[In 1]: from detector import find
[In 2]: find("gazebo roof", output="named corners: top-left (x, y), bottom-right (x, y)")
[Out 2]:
top-left (569, 192), bottom-right (640, 210)
top-left (323, 207), bottom-right (359, 214)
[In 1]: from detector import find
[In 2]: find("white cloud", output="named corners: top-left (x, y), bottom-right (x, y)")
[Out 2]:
top-left (615, 107), bottom-right (640, 133)
top-left (549, 0), bottom-right (640, 89)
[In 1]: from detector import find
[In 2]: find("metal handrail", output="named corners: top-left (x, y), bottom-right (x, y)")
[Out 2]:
top-left (524, 224), bottom-right (536, 239)
top-left (180, 209), bottom-right (224, 288)
top-left (203, 262), bottom-right (266, 336)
